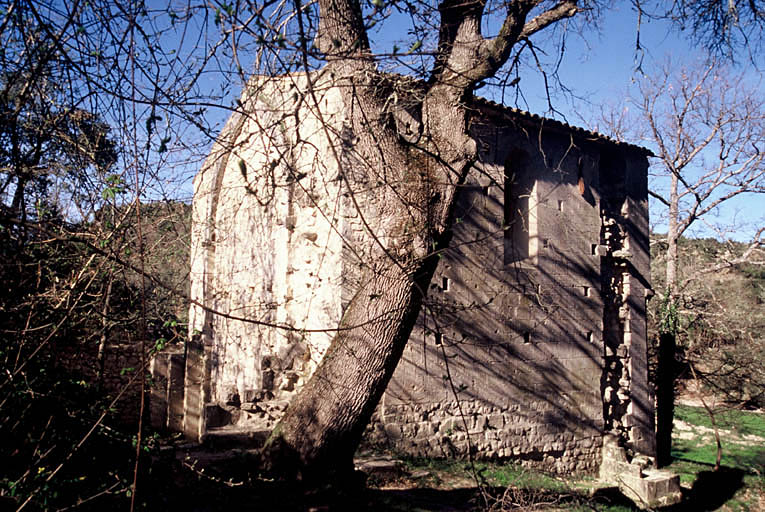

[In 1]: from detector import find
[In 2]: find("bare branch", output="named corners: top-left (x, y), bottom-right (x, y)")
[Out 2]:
top-left (519, 0), bottom-right (580, 38)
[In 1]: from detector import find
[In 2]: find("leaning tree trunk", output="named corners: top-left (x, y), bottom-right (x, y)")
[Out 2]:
top-left (260, 0), bottom-right (576, 482)
top-left (260, 67), bottom-right (474, 483)
top-left (262, 257), bottom-right (441, 481)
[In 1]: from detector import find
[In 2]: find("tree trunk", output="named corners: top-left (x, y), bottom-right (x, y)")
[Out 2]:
top-left (656, 331), bottom-right (676, 467)
top-left (262, 255), bottom-right (440, 481)
top-left (656, 170), bottom-right (680, 466)
top-left (260, 62), bottom-right (473, 481)
top-left (666, 171), bottom-right (679, 291)
top-left (258, 0), bottom-right (573, 483)
top-left (10, 175), bottom-right (28, 243)
top-left (259, 63), bottom-right (475, 484)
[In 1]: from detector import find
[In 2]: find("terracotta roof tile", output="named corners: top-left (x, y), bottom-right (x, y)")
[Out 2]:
top-left (473, 96), bottom-right (653, 156)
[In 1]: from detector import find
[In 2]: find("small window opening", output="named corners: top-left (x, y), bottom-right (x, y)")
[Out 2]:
top-left (591, 243), bottom-right (599, 256)
top-left (442, 277), bottom-right (450, 292)
top-left (586, 331), bottom-right (594, 343)
top-left (522, 332), bottom-right (531, 344)
top-left (557, 200), bottom-right (564, 212)
top-left (583, 286), bottom-right (591, 297)
top-left (481, 185), bottom-right (491, 196)
top-left (504, 150), bottom-right (535, 265)
top-left (434, 332), bottom-right (443, 345)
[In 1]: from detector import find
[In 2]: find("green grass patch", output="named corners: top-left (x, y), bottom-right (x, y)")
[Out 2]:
top-left (396, 457), bottom-right (636, 511)
top-left (673, 405), bottom-right (765, 474)
top-left (472, 461), bottom-right (566, 491)
top-left (669, 404), bottom-right (765, 512)
top-left (671, 436), bottom-right (765, 473)
top-left (399, 456), bottom-right (567, 491)
top-left (675, 404), bottom-right (765, 437)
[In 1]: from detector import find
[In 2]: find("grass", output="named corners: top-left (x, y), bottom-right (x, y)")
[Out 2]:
top-left (474, 461), bottom-right (566, 491)
top-left (390, 457), bottom-right (637, 511)
top-left (397, 456), bottom-right (568, 492)
top-left (668, 404), bottom-right (765, 511)
top-left (673, 404), bottom-right (765, 475)
top-left (675, 404), bottom-right (765, 438)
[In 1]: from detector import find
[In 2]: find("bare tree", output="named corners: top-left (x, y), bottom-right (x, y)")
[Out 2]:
top-left (652, 0), bottom-right (765, 62)
top-left (644, 63), bottom-right (764, 291)
top-left (3, 0), bottom-right (765, 506)
top-left (599, 59), bottom-right (765, 465)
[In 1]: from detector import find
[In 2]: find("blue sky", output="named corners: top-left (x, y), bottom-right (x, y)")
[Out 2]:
top-left (161, 3), bottom-right (763, 243)
top-left (486, 6), bottom-right (765, 243)
top-left (363, 4), bottom-right (764, 242)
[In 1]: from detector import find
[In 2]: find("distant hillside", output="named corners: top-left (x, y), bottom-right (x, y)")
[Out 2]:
top-left (649, 234), bottom-right (765, 408)
top-left (120, 200), bottom-right (191, 324)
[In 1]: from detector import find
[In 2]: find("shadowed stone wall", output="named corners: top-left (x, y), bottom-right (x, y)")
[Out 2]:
top-left (368, 107), bottom-right (652, 473)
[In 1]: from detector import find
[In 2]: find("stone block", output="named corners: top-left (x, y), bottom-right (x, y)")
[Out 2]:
top-left (384, 423), bottom-right (403, 441)
top-left (416, 421), bottom-right (436, 439)
top-left (615, 469), bottom-right (682, 509)
top-left (167, 353), bottom-right (185, 432)
top-left (487, 413), bottom-right (504, 429)
top-left (601, 434), bottom-right (681, 509)
top-left (150, 354), bottom-right (169, 430)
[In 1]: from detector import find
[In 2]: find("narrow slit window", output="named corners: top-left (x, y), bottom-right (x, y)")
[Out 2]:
top-left (504, 150), bottom-right (536, 265)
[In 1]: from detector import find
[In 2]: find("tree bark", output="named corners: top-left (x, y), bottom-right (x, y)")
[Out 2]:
top-left (656, 331), bottom-right (676, 467)
top-left (262, 256), bottom-right (441, 481)
top-left (666, 170), bottom-right (679, 291)
top-left (260, 0), bottom-right (581, 482)
top-left (261, 46), bottom-right (474, 486)
top-left (656, 167), bottom-right (679, 466)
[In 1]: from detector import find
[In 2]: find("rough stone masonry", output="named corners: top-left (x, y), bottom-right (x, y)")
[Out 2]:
top-left (157, 70), bottom-right (659, 478)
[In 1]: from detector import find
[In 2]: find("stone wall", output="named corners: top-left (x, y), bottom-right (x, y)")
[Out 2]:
top-left (150, 347), bottom-right (185, 432)
top-left (184, 73), bottom-right (653, 473)
top-left (369, 111), bottom-right (637, 473)
top-left (58, 338), bottom-right (147, 427)
top-left (185, 72), bottom-right (348, 438)
top-left (598, 146), bottom-right (654, 455)
top-left (368, 400), bottom-right (603, 474)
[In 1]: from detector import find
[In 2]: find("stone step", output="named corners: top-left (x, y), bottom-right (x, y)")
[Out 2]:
top-left (202, 425), bottom-right (271, 450)
top-left (636, 469), bottom-right (683, 508)
top-left (600, 435), bottom-right (682, 509)
top-left (204, 400), bottom-right (287, 430)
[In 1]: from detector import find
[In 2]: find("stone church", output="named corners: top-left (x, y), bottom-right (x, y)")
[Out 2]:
top-left (153, 71), bottom-right (664, 486)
